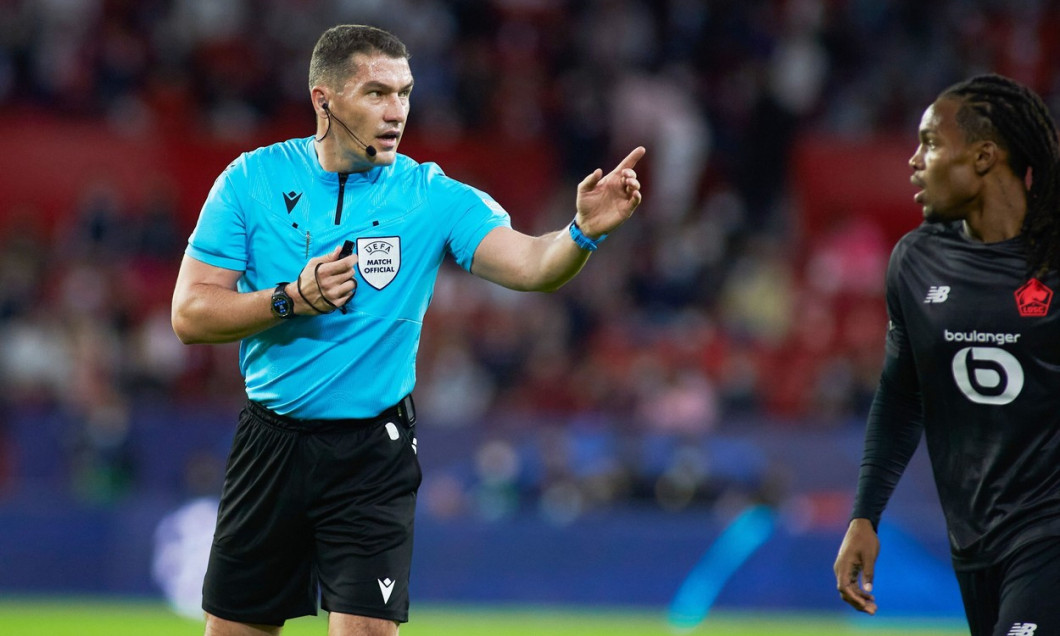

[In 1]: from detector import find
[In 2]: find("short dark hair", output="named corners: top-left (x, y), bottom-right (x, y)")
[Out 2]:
top-left (308, 25), bottom-right (410, 91)
top-left (941, 74), bottom-right (1060, 277)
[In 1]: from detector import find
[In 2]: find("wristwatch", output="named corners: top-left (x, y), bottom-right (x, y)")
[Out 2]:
top-left (270, 282), bottom-right (295, 319)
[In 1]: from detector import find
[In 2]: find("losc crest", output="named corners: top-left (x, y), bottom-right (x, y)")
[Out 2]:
top-left (357, 236), bottom-right (401, 290)
top-left (1014, 278), bottom-right (1052, 317)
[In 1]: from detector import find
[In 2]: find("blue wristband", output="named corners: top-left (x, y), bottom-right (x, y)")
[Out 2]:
top-left (568, 220), bottom-right (607, 251)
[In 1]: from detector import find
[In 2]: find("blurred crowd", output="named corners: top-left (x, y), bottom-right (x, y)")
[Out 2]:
top-left (1, 0), bottom-right (1059, 520)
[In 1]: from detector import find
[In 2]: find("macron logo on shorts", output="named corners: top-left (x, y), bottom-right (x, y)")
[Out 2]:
top-left (1008, 623), bottom-right (1038, 636)
top-left (378, 578), bottom-right (395, 604)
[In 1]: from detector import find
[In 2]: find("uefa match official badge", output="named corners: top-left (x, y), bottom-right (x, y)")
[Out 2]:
top-left (1014, 279), bottom-right (1053, 317)
top-left (357, 237), bottom-right (401, 290)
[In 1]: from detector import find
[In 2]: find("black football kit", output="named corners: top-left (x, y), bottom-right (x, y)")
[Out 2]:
top-left (851, 221), bottom-right (1060, 634)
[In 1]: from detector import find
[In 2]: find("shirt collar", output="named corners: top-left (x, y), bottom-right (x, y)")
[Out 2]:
top-left (304, 136), bottom-right (387, 185)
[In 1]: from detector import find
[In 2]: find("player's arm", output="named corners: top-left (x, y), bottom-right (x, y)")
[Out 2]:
top-left (849, 353), bottom-right (924, 531)
top-left (835, 264), bottom-right (924, 615)
top-left (470, 146), bottom-right (645, 292)
top-left (171, 248), bottom-right (357, 344)
top-left (834, 362), bottom-right (923, 615)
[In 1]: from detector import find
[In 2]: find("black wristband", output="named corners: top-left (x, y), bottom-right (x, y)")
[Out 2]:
top-left (313, 263), bottom-right (339, 310)
top-left (296, 274), bottom-right (329, 314)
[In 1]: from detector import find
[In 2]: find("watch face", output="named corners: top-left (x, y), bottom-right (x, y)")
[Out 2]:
top-left (272, 291), bottom-right (293, 318)
top-left (272, 297), bottom-right (291, 315)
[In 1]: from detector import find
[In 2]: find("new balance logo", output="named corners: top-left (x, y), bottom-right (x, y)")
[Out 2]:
top-left (1008, 623), bottom-right (1038, 636)
top-left (924, 285), bottom-right (951, 303)
top-left (378, 578), bottom-right (395, 604)
top-left (283, 191), bottom-right (302, 213)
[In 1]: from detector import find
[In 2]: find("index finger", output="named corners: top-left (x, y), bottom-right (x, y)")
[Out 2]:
top-left (615, 146), bottom-right (646, 171)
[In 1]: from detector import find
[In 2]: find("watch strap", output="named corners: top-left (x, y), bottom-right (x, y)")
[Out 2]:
top-left (568, 219), bottom-right (607, 251)
top-left (271, 282), bottom-right (295, 319)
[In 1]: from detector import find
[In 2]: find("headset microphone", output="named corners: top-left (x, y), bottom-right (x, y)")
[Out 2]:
top-left (320, 102), bottom-right (377, 158)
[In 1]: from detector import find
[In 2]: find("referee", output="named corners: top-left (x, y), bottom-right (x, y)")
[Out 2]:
top-left (834, 74), bottom-right (1060, 636)
top-left (171, 25), bottom-right (644, 636)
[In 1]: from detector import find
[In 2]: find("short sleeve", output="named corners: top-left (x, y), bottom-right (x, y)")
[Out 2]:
top-left (185, 159), bottom-right (248, 272)
top-left (442, 182), bottom-right (511, 272)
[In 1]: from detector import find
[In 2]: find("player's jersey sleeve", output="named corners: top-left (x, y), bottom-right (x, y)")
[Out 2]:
top-left (876, 237), bottom-right (924, 408)
top-left (185, 157), bottom-right (249, 272)
top-left (424, 166), bottom-right (510, 272)
top-left (851, 236), bottom-right (925, 529)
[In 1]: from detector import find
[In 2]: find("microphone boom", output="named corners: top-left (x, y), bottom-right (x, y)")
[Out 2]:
top-left (321, 103), bottom-right (377, 158)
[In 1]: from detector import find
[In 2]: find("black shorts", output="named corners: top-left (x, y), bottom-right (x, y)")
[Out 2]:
top-left (202, 398), bottom-right (421, 626)
top-left (955, 536), bottom-right (1060, 636)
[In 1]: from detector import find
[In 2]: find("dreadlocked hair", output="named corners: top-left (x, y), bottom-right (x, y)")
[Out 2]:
top-left (940, 74), bottom-right (1060, 278)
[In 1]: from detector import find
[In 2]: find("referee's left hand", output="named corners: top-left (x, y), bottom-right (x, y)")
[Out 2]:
top-left (574, 146), bottom-right (645, 239)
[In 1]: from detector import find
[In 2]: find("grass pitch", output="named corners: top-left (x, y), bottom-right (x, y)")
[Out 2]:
top-left (0, 598), bottom-right (968, 635)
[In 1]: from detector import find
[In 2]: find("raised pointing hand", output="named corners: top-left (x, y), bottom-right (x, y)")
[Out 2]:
top-left (575, 146), bottom-right (646, 238)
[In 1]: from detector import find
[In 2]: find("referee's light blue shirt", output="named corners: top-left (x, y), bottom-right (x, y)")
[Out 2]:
top-left (186, 137), bottom-right (511, 419)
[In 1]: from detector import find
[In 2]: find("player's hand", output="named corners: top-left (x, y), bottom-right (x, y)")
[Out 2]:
top-left (294, 244), bottom-right (358, 314)
top-left (834, 518), bottom-right (880, 615)
top-left (574, 146), bottom-right (645, 239)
